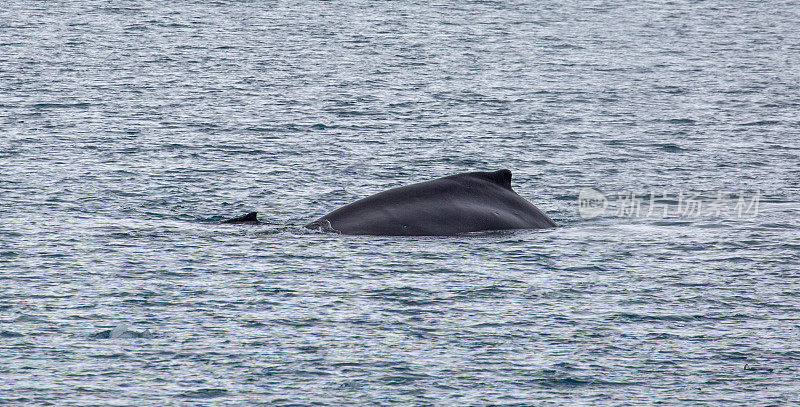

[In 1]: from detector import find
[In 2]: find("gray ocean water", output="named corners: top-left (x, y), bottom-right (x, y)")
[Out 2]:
top-left (2, 1), bottom-right (800, 405)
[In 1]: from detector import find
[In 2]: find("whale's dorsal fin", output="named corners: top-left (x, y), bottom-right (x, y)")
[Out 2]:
top-left (471, 169), bottom-right (512, 190)
top-left (222, 212), bottom-right (260, 224)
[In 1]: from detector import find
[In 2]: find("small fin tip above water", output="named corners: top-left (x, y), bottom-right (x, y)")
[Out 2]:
top-left (222, 212), bottom-right (261, 224)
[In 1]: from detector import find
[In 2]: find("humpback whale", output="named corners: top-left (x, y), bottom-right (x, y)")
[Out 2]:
top-left (224, 169), bottom-right (556, 236)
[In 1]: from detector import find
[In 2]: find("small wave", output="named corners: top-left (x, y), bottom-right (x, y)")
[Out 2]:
top-left (178, 388), bottom-right (228, 399)
top-left (610, 312), bottom-right (706, 322)
top-left (379, 373), bottom-right (432, 385)
top-left (272, 318), bottom-right (321, 328)
top-left (29, 102), bottom-right (91, 109)
top-left (740, 120), bottom-right (780, 126)
top-left (0, 330), bottom-right (24, 338)
top-left (656, 143), bottom-right (690, 152)
top-left (665, 118), bottom-right (696, 125)
top-left (90, 324), bottom-right (153, 339)
top-left (528, 376), bottom-right (641, 388)
top-left (303, 219), bottom-right (340, 234)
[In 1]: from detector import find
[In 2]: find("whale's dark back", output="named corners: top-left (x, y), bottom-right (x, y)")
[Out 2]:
top-left (306, 169), bottom-right (556, 236)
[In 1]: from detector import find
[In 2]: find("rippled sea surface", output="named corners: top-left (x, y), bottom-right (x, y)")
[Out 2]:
top-left (2, 1), bottom-right (800, 405)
